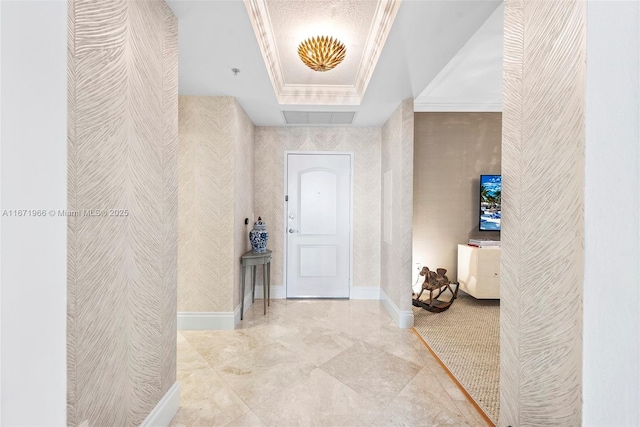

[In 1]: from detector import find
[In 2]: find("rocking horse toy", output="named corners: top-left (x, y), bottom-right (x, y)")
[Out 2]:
top-left (412, 266), bottom-right (459, 313)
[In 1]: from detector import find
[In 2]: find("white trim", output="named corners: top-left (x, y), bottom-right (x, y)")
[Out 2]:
top-left (0, 4), bottom-right (3, 421)
top-left (139, 382), bottom-right (181, 427)
top-left (177, 309), bottom-right (241, 330)
top-left (380, 288), bottom-right (414, 329)
top-left (284, 152), bottom-right (354, 299)
top-left (243, 0), bottom-right (400, 106)
top-left (413, 102), bottom-right (502, 112)
top-left (253, 284), bottom-right (286, 299)
top-left (349, 286), bottom-right (380, 300)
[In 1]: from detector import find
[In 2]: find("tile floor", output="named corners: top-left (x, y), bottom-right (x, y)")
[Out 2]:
top-left (170, 299), bottom-right (488, 427)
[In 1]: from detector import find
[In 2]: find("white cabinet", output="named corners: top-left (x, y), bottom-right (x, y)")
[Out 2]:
top-left (457, 244), bottom-right (500, 299)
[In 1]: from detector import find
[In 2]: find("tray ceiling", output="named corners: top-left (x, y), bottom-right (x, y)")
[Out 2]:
top-left (244, 0), bottom-right (401, 105)
top-left (167, 0), bottom-right (503, 126)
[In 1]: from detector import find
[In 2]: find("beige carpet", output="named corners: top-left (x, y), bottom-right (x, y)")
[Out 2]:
top-left (413, 291), bottom-right (500, 424)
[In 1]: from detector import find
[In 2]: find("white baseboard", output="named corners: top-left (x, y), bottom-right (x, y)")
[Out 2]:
top-left (349, 286), bottom-right (380, 299)
top-left (253, 284), bottom-right (285, 299)
top-left (178, 308), bottom-right (240, 330)
top-left (380, 288), bottom-right (414, 329)
top-left (252, 285), bottom-right (378, 300)
top-left (140, 381), bottom-right (180, 427)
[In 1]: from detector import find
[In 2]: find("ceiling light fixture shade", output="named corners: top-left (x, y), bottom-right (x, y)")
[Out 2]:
top-left (297, 36), bottom-right (346, 72)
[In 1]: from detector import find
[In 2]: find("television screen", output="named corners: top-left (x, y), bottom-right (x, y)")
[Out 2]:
top-left (480, 175), bottom-right (501, 231)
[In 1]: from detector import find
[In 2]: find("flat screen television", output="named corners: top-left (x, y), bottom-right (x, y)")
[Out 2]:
top-left (480, 175), bottom-right (501, 231)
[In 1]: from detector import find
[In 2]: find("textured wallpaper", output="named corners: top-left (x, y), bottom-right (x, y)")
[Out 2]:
top-left (233, 101), bottom-right (256, 308)
top-left (380, 99), bottom-right (414, 313)
top-left (178, 96), bottom-right (255, 314)
top-left (501, 0), bottom-right (585, 425)
top-left (178, 96), bottom-right (234, 313)
top-left (254, 127), bottom-right (382, 292)
top-left (413, 112), bottom-right (501, 282)
top-left (67, 1), bottom-right (178, 426)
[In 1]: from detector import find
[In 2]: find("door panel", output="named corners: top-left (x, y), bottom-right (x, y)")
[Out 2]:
top-left (299, 170), bottom-right (338, 235)
top-left (299, 246), bottom-right (338, 277)
top-left (287, 153), bottom-right (351, 298)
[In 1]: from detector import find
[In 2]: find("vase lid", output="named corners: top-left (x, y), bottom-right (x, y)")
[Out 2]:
top-left (253, 216), bottom-right (267, 230)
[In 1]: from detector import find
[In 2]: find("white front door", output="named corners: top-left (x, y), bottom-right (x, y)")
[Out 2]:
top-left (286, 153), bottom-right (351, 298)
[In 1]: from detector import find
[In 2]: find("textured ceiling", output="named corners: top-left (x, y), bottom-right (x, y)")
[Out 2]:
top-left (268, 0), bottom-right (377, 86)
top-left (245, 0), bottom-right (401, 104)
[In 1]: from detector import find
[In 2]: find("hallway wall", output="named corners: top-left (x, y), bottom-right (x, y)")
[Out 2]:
top-left (178, 96), bottom-right (255, 316)
top-left (501, 0), bottom-right (585, 424)
top-left (254, 127), bottom-right (382, 296)
top-left (380, 99), bottom-right (414, 327)
top-left (233, 102), bottom-right (256, 309)
top-left (67, 1), bottom-right (179, 426)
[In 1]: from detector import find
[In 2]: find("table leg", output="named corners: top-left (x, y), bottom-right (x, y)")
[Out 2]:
top-left (241, 264), bottom-right (246, 320)
top-left (251, 266), bottom-right (256, 303)
top-left (267, 260), bottom-right (271, 307)
top-left (262, 263), bottom-right (267, 315)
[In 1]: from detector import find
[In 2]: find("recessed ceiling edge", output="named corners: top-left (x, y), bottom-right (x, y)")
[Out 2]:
top-left (244, 0), bottom-right (402, 106)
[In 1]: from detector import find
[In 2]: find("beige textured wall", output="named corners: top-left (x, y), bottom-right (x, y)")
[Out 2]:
top-left (67, 1), bottom-right (178, 426)
top-left (501, 0), bottom-right (585, 425)
top-left (413, 112), bottom-right (501, 282)
top-left (380, 99), bottom-right (414, 312)
top-left (254, 127), bottom-right (382, 292)
top-left (233, 101), bottom-right (256, 308)
top-left (178, 96), bottom-right (255, 313)
top-left (178, 96), bottom-right (234, 313)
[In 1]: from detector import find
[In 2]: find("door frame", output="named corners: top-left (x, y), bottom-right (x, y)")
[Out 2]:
top-left (283, 151), bottom-right (354, 298)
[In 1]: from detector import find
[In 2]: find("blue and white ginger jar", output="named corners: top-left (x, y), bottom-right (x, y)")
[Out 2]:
top-left (249, 217), bottom-right (269, 253)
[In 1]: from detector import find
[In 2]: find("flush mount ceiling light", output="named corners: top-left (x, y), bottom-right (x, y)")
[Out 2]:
top-left (297, 36), bottom-right (346, 72)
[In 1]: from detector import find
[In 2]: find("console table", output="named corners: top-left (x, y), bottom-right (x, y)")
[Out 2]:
top-left (240, 249), bottom-right (272, 320)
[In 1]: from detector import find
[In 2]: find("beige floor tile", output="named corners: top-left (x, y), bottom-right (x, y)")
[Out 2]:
top-left (368, 411), bottom-right (417, 426)
top-left (239, 299), bottom-right (288, 325)
top-left (168, 407), bottom-right (199, 427)
top-left (171, 367), bottom-right (250, 427)
top-left (348, 299), bottom-right (385, 316)
top-left (275, 321), bottom-right (357, 366)
top-left (363, 325), bottom-right (432, 366)
top-left (224, 410), bottom-right (266, 427)
top-left (217, 341), bottom-right (316, 408)
top-left (252, 368), bottom-right (379, 427)
top-left (181, 329), bottom-right (263, 367)
top-left (420, 353), bottom-right (477, 405)
top-left (443, 383), bottom-right (468, 402)
top-left (276, 299), bottom-right (341, 324)
top-left (176, 332), bottom-right (211, 379)
top-left (172, 300), bottom-right (487, 427)
top-left (454, 400), bottom-right (491, 426)
top-left (319, 340), bottom-right (422, 407)
top-left (382, 366), bottom-right (472, 426)
top-left (317, 304), bottom-right (394, 339)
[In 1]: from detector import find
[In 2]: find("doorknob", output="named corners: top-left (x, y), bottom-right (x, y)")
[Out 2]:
top-left (288, 228), bottom-right (298, 233)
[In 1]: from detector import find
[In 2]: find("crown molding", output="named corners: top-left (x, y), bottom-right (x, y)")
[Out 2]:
top-left (279, 84), bottom-right (361, 105)
top-left (354, 0), bottom-right (401, 96)
top-left (244, 0), bottom-right (401, 106)
top-left (414, 101), bottom-right (502, 112)
top-left (244, 0), bottom-right (286, 90)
